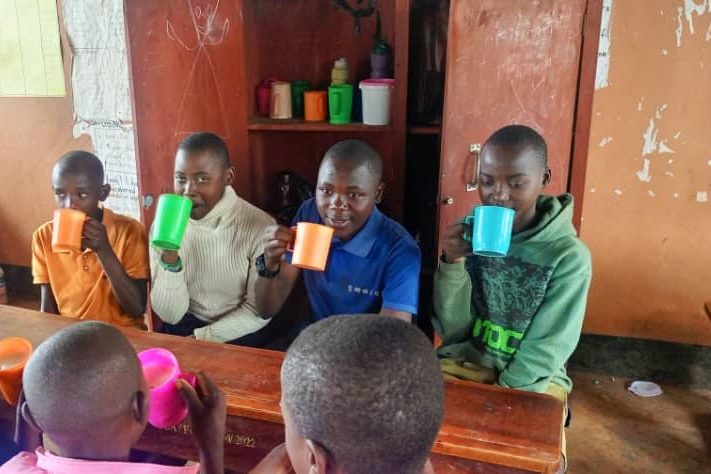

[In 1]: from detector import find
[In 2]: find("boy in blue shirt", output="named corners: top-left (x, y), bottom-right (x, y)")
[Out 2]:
top-left (255, 140), bottom-right (421, 323)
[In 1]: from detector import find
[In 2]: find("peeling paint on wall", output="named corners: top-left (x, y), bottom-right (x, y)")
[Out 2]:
top-left (675, 0), bottom-right (711, 47)
top-left (697, 191), bottom-right (709, 202)
top-left (595, 0), bottom-right (613, 89)
top-left (599, 136), bottom-right (613, 147)
top-left (636, 158), bottom-right (652, 182)
top-left (642, 119), bottom-right (659, 155)
top-left (647, 190), bottom-right (657, 197)
top-left (614, 189), bottom-right (623, 196)
top-left (637, 106), bottom-right (677, 182)
top-left (658, 140), bottom-right (675, 153)
top-left (637, 97), bottom-right (644, 111)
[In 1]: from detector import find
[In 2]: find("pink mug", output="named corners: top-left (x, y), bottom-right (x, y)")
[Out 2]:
top-left (138, 348), bottom-right (196, 429)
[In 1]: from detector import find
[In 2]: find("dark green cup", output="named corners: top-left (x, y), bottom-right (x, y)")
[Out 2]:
top-left (291, 80), bottom-right (312, 118)
top-left (150, 194), bottom-right (193, 250)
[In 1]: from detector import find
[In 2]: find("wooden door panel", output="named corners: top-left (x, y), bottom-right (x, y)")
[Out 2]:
top-left (437, 0), bottom-right (586, 249)
top-left (124, 0), bottom-right (249, 227)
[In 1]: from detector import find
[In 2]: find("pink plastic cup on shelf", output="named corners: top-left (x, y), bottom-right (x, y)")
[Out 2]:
top-left (138, 348), bottom-right (196, 429)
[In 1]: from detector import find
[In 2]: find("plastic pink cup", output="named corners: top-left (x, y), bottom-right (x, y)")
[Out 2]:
top-left (138, 348), bottom-right (196, 429)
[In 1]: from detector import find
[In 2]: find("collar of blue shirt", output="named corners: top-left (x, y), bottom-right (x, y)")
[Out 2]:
top-left (334, 207), bottom-right (383, 258)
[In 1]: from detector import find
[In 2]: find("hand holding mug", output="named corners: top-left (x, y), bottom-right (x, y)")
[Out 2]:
top-left (161, 250), bottom-right (180, 265)
top-left (441, 222), bottom-right (470, 263)
top-left (81, 218), bottom-right (111, 254)
top-left (262, 225), bottom-right (295, 271)
top-left (177, 372), bottom-right (226, 474)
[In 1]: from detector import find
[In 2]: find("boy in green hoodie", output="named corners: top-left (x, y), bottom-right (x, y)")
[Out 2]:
top-left (433, 124), bottom-right (591, 402)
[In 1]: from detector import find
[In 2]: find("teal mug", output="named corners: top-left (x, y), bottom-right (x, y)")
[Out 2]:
top-left (463, 206), bottom-right (515, 257)
top-left (328, 84), bottom-right (353, 124)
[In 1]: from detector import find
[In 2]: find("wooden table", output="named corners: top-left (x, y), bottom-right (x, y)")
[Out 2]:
top-left (0, 306), bottom-right (562, 473)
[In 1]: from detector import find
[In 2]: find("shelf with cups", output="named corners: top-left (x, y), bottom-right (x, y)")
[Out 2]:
top-left (247, 116), bottom-right (393, 133)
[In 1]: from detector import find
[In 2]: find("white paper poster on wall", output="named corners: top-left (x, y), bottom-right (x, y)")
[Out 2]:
top-left (63, 0), bottom-right (141, 220)
top-left (72, 121), bottom-right (140, 220)
top-left (71, 50), bottom-right (132, 122)
top-left (595, 0), bottom-right (613, 90)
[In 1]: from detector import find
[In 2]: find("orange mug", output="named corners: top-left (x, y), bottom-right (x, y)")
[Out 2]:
top-left (288, 222), bottom-right (334, 271)
top-left (304, 91), bottom-right (327, 122)
top-left (51, 209), bottom-right (86, 253)
top-left (0, 337), bottom-right (33, 406)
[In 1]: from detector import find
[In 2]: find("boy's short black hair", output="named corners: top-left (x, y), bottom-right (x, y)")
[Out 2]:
top-left (282, 314), bottom-right (444, 474)
top-left (323, 139), bottom-right (383, 181)
top-left (484, 124), bottom-right (548, 168)
top-left (178, 132), bottom-right (230, 169)
top-left (23, 321), bottom-right (142, 436)
top-left (54, 150), bottom-right (105, 184)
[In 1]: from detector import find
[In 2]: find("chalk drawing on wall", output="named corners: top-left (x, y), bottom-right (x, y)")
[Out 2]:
top-left (595, 0), bottom-right (613, 89)
top-left (167, 0), bottom-right (230, 138)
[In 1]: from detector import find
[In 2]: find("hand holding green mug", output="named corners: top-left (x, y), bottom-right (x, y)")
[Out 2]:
top-left (151, 194), bottom-right (193, 250)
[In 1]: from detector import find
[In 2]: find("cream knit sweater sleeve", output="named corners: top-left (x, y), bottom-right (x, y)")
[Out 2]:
top-left (149, 244), bottom-right (191, 324)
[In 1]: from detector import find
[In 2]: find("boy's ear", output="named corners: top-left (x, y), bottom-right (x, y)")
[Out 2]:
top-left (375, 182), bottom-right (385, 204)
top-left (224, 166), bottom-right (236, 186)
top-left (20, 401), bottom-right (41, 434)
top-left (132, 390), bottom-right (149, 424)
top-left (305, 439), bottom-right (330, 474)
top-left (542, 168), bottom-right (552, 187)
top-left (99, 183), bottom-right (111, 202)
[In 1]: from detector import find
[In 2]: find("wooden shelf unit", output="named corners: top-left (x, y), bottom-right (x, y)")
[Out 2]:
top-left (248, 116), bottom-right (393, 133)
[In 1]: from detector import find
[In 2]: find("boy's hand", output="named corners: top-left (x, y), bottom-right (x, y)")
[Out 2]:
top-left (441, 222), bottom-right (470, 263)
top-left (262, 225), bottom-right (295, 271)
top-left (177, 372), bottom-right (226, 472)
top-left (82, 218), bottom-right (111, 255)
top-left (161, 250), bottom-right (180, 265)
top-left (248, 443), bottom-right (293, 474)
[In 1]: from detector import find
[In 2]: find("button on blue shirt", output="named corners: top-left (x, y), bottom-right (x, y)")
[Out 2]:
top-left (289, 199), bottom-right (421, 321)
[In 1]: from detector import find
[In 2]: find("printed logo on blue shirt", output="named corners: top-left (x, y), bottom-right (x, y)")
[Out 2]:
top-left (347, 285), bottom-right (380, 297)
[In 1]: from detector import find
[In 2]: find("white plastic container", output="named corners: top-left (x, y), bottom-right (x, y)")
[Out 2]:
top-left (359, 79), bottom-right (394, 125)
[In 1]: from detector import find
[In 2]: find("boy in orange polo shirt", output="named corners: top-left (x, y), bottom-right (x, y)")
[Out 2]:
top-left (31, 151), bottom-right (149, 328)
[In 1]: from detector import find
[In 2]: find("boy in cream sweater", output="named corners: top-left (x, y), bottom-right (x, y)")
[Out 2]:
top-left (150, 132), bottom-right (275, 343)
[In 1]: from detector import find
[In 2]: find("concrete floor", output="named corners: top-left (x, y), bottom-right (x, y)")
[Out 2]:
top-left (567, 371), bottom-right (711, 473)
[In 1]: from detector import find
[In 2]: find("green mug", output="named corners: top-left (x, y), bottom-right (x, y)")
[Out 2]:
top-left (291, 80), bottom-right (312, 118)
top-left (328, 84), bottom-right (353, 124)
top-left (151, 194), bottom-right (193, 250)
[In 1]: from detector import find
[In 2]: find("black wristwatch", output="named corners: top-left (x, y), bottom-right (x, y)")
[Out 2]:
top-left (256, 253), bottom-right (280, 278)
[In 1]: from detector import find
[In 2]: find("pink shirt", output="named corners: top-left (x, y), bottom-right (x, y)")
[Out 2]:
top-left (0, 449), bottom-right (200, 474)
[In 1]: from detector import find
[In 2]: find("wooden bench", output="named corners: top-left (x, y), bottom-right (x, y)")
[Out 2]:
top-left (0, 306), bottom-right (563, 473)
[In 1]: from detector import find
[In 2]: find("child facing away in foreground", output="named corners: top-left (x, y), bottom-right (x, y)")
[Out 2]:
top-left (0, 321), bottom-right (225, 474)
top-left (251, 314), bottom-right (444, 474)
